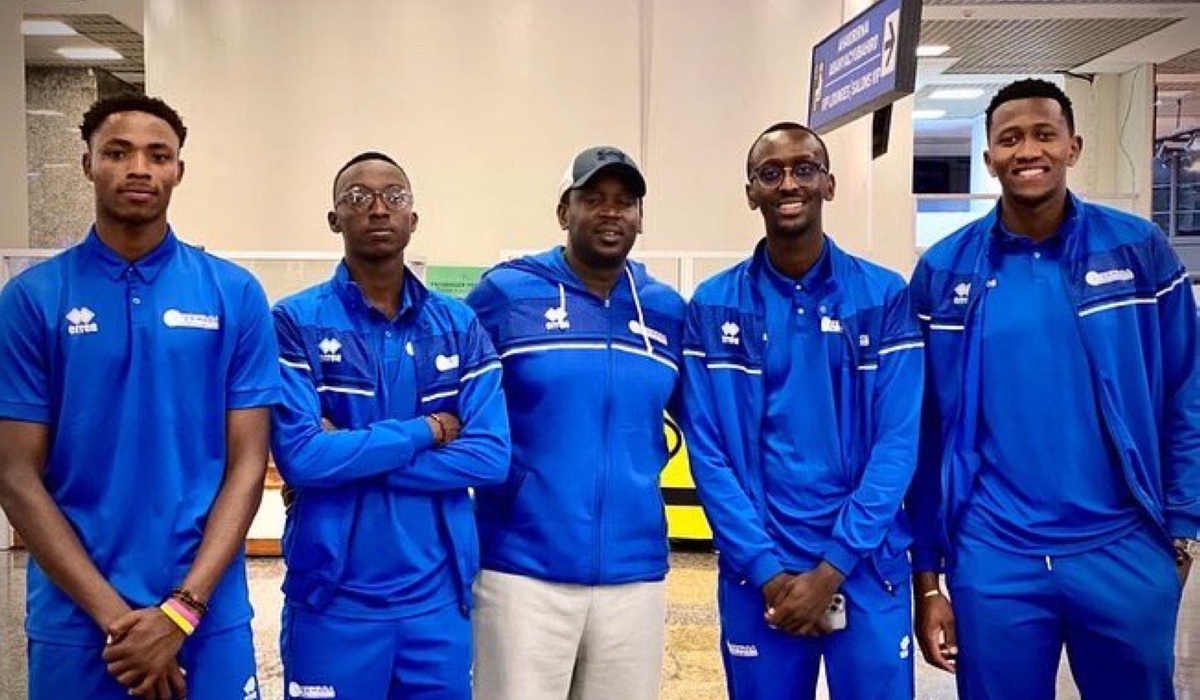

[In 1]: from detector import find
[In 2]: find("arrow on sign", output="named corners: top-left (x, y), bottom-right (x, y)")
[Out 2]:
top-left (884, 19), bottom-right (896, 69)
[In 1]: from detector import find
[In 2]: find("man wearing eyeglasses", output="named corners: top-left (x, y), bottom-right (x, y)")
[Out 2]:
top-left (269, 152), bottom-right (511, 699)
top-left (680, 123), bottom-right (924, 700)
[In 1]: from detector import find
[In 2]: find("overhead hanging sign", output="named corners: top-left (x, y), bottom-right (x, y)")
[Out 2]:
top-left (807, 0), bottom-right (922, 134)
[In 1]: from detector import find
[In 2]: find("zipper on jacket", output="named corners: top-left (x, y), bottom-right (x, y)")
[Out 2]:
top-left (593, 296), bottom-right (614, 582)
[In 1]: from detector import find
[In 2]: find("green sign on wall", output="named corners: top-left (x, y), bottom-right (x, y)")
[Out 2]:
top-left (424, 265), bottom-right (488, 299)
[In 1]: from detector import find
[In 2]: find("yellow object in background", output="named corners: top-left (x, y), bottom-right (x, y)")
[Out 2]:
top-left (661, 417), bottom-right (713, 544)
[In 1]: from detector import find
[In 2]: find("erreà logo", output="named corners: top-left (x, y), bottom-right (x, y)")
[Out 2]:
top-left (953, 282), bottom-right (970, 306)
top-left (544, 305), bottom-right (570, 331)
top-left (318, 338), bottom-right (342, 363)
top-left (720, 321), bottom-right (740, 346)
top-left (66, 307), bottom-right (99, 335)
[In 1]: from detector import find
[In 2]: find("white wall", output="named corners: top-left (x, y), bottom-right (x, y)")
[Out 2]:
top-left (1067, 66), bottom-right (1154, 216)
top-left (144, 0), bottom-right (916, 274)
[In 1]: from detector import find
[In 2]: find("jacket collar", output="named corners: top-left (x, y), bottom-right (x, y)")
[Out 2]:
top-left (331, 259), bottom-right (428, 320)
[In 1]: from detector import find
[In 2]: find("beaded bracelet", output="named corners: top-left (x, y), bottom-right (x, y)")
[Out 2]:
top-left (428, 414), bottom-right (447, 445)
top-left (171, 587), bottom-right (209, 616)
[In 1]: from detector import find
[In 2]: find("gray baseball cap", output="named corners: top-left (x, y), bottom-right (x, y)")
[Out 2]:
top-left (557, 146), bottom-right (646, 200)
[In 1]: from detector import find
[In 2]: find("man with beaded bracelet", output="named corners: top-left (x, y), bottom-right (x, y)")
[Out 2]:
top-left (0, 95), bottom-right (281, 699)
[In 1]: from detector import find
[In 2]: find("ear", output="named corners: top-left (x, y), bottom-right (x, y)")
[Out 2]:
top-left (823, 172), bottom-right (836, 201)
top-left (327, 210), bottom-right (341, 234)
top-left (82, 152), bottom-right (93, 182)
top-left (409, 210), bottom-right (419, 232)
top-left (983, 149), bottom-right (997, 178)
top-left (556, 201), bottom-right (569, 230)
top-left (176, 159), bottom-right (185, 184)
top-left (1067, 134), bottom-right (1083, 166)
top-left (745, 182), bottom-right (759, 211)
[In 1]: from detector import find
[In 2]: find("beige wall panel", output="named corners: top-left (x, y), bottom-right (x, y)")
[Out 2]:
top-left (145, 0), bottom-right (642, 264)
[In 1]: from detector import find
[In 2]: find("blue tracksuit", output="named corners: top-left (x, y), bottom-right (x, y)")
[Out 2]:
top-left (0, 229), bottom-right (281, 700)
top-left (681, 238), bottom-right (924, 700)
top-left (464, 247), bottom-right (685, 585)
top-left (908, 194), bottom-right (1198, 700)
top-left (270, 262), bottom-right (510, 698)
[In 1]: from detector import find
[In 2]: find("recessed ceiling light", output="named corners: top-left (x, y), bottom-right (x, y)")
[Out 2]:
top-left (913, 109), bottom-right (947, 120)
top-left (929, 88), bottom-right (985, 100)
top-left (916, 45), bottom-right (950, 57)
top-left (55, 47), bottom-right (123, 61)
top-left (22, 20), bottom-right (77, 36)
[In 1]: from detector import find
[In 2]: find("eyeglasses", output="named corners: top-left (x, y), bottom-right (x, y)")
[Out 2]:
top-left (750, 161), bottom-right (828, 188)
top-left (335, 185), bottom-right (413, 212)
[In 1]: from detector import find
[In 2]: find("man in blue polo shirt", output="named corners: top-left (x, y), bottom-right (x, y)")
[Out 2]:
top-left (908, 79), bottom-right (1198, 700)
top-left (0, 94), bottom-right (280, 700)
top-left (681, 122), bottom-right (924, 700)
top-left (270, 151), bottom-right (510, 699)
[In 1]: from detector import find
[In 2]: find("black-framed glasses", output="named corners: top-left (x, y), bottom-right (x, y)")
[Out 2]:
top-left (750, 161), bottom-right (828, 188)
top-left (336, 185), bottom-right (413, 212)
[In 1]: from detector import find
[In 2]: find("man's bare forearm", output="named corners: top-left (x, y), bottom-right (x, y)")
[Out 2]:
top-left (177, 408), bottom-right (268, 602)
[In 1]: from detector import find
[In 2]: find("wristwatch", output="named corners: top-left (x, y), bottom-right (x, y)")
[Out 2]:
top-left (1175, 538), bottom-right (1199, 566)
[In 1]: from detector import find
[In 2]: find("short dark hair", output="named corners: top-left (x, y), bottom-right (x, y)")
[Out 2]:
top-left (746, 122), bottom-right (831, 179)
top-left (80, 93), bottom-right (187, 148)
top-left (331, 151), bottom-right (406, 199)
top-left (985, 78), bottom-right (1075, 136)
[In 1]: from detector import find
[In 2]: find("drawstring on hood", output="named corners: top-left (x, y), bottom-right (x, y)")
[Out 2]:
top-left (486, 247), bottom-right (657, 355)
top-left (626, 264), bottom-right (653, 354)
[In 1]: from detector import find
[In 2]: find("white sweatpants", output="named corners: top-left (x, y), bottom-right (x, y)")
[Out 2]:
top-left (472, 569), bottom-right (667, 700)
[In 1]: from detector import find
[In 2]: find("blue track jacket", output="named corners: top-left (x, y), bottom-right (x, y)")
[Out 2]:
top-left (465, 248), bottom-right (686, 584)
top-left (907, 194), bottom-right (1200, 572)
top-left (681, 238), bottom-right (924, 589)
top-left (270, 263), bottom-right (511, 611)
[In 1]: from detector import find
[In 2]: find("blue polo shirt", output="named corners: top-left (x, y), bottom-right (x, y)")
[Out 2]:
top-left (757, 243), bottom-right (850, 570)
top-left (0, 228), bottom-right (281, 644)
top-left (959, 223), bottom-right (1142, 555)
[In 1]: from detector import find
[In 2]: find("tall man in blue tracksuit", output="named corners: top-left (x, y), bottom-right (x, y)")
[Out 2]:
top-left (681, 122), bottom-right (924, 700)
top-left (908, 79), bottom-right (1198, 700)
top-left (270, 152), bottom-right (510, 699)
top-left (466, 146), bottom-right (686, 700)
top-left (0, 95), bottom-right (280, 700)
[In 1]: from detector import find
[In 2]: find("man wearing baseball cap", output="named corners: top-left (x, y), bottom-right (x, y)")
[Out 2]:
top-left (466, 146), bottom-right (686, 700)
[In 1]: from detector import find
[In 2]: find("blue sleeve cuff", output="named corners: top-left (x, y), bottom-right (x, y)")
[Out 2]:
top-left (822, 541), bottom-right (861, 578)
top-left (400, 416), bottom-right (437, 454)
top-left (228, 387), bottom-right (282, 410)
top-left (0, 400), bottom-right (53, 425)
top-left (745, 553), bottom-right (786, 589)
top-left (910, 544), bottom-right (946, 574)
top-left (1167, 514), bottom-right (1200, 541)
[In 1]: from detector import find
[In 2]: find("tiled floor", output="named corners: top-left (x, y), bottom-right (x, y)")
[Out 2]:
top-left (1, 550), bottom-right (1196, 699)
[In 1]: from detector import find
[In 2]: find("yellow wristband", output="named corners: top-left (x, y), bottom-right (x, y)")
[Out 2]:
top-left (159, 601), bottom-right (195, 636)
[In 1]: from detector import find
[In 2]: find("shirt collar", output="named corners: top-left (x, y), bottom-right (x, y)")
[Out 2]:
top-left (80, 226), bottom-right (179, 282)
top-left (332, 260), bottom-right (426, 321)
top-left (757, 235), bottom-right (833, 297)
